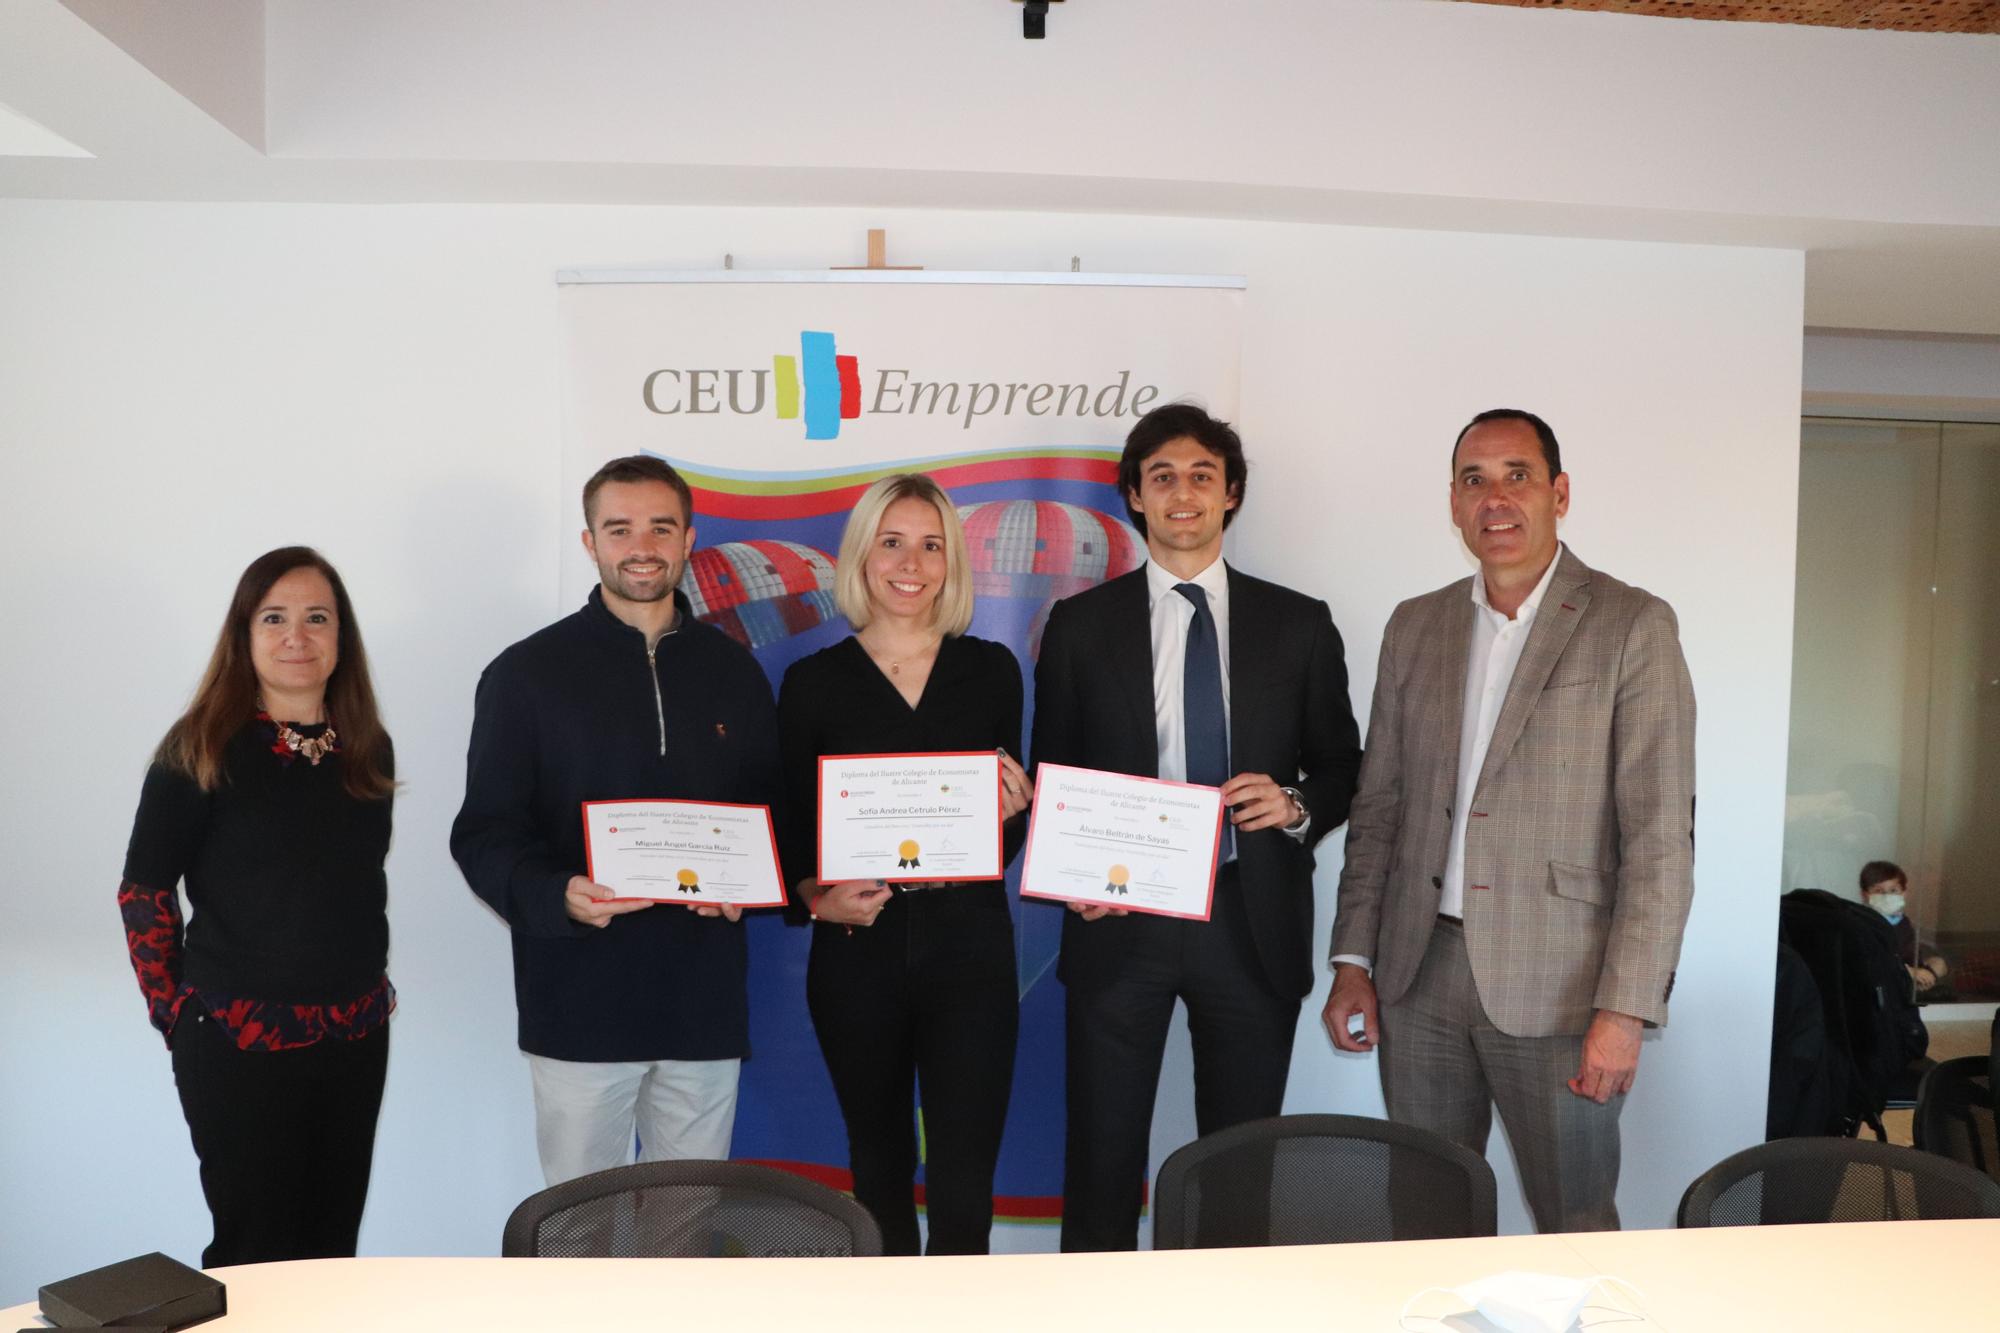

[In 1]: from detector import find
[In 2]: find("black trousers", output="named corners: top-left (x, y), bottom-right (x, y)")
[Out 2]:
top-left (806, 883), bottom-right (1020, 1255)
top-left (1060, 865), bottom-right (1300, 1252)
top-left (171, 1007), bottom-right (389, 1267)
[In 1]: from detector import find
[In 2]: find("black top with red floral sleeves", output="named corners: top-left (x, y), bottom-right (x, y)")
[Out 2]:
top-left (119, 717), bottom-right (395, 1051)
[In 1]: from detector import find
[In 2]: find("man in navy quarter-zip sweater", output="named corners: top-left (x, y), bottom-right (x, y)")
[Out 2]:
top-left (452, 456), bottom-right (782, 1186)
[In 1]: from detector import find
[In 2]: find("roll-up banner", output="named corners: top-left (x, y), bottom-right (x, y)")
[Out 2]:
top-left (557, 269), bottom-right (1244, 1234)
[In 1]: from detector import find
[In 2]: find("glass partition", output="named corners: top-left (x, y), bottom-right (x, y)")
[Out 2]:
top-left (1925, 424), bottom-right (2000, 988)
top-left (1785, 418), bottom-right (2000, 1003)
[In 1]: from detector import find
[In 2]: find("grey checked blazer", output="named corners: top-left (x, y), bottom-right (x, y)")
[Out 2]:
top-left (1328, 547), bottom-right (1695, 1036)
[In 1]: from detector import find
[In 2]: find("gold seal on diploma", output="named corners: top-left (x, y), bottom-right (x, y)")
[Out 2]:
top-left (676, 868), bottom-right (701, 895)
top-left (1106, 864), bottom-right (1130, 896)
top-left (897, 839), bottom-right (921, 869)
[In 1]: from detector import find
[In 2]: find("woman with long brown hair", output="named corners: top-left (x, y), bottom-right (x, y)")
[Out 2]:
top-left (118, 546), bottom-right (397, 1265)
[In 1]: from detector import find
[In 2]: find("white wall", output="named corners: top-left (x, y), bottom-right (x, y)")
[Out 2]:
top-left (264, 1), bottom-right (2000, 230)
top-left (1804, 331), bottom-right (2000, 420)
top-left (0, 199), bottom-right (1800, 1297)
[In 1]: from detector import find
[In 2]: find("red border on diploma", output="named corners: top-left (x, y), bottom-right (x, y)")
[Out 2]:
top-left (816, 751), bottom-right (1006, 885)
top-left (580, 798), bottom-right (789, 908)
top-left (1018, 762), bottom-right (1225, 922)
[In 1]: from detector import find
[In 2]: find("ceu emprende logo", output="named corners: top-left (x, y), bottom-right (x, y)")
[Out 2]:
top-left (643, 330), bottom-right (1162, 441)
top-left (777, 331), bottom-right (860, 441)
top-left (642, 330), bottom-right (859, 440)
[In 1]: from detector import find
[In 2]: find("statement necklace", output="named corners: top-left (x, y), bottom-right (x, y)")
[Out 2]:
top-left (258, 708), bottom-right (339, 766)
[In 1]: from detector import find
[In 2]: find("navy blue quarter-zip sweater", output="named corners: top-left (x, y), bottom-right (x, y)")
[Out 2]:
top-left (451, 587), bottom-right (782, 1062)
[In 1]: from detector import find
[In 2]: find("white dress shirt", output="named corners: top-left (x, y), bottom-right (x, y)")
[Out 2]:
top-left (1438, 544), bottom-right (1564, 918)
top-left (1145, 555), bottom-right (1232, 785)
top-left (1333, 545), bottom-right (1563, 972)
top-left (1143, 556), bottom-right (1309, 859)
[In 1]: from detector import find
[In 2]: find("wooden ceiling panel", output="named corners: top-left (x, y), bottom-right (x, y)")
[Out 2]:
top-left (1450, 1), bottom-right (2000, 33)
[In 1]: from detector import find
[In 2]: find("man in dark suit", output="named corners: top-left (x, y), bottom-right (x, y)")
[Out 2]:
top-left (1032, 403), bottom-right (1362, 1251)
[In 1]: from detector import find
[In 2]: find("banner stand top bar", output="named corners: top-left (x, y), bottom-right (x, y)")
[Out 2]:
top-left (555, 269), bottom-right (1247, 290)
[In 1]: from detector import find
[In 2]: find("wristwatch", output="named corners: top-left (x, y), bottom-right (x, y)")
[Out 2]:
top-left (1279, 786), bottom-right (1309, 833)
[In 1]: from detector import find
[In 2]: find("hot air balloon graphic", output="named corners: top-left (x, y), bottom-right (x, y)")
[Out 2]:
top-left (956, 499), bottom-right (1142, 603)
top-left (679, 539), bottom-right (840, 650)
top-left (957, 500), bottom-right (1142, 658)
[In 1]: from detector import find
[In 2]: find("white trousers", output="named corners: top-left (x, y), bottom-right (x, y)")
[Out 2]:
top-left (525, 1054), bottom-right (741, 1186)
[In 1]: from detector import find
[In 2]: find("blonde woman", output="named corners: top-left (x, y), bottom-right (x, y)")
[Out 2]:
top-left (778, 474), bottom-right (1033, 1255)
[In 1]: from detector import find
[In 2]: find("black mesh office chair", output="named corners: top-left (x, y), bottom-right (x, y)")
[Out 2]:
top-left (501, 1160), bottom-right (883, 1258)
top-left (1914, 1055), bottom-right (1997, 1183)
top-left (1151, 1113), bottom-right (1497, 1249)
top-left (1678, 1136), bottom-right (2000, 1228)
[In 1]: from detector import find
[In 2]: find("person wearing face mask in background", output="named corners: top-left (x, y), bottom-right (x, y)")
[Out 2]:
top-left (778, 473), bottom-right (1034, 1255)
top-left (1860, 860), bottom-right (1952, 1002)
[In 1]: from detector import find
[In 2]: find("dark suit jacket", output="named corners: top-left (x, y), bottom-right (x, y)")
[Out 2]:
top-left (1030, 564), bottom-right (1362, 998)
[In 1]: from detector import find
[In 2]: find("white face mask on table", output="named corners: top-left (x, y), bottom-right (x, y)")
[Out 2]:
top-left (1400, 1270), bottom-right (1649, 1332)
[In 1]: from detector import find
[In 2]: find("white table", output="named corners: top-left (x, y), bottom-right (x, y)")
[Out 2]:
top-left (8, 1220), bottom-right (1996, 1331)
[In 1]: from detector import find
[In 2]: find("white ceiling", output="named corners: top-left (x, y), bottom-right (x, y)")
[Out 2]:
top-left (0, 99), bottom-right (88, 158)
top-left (4, 0), bottom-right (1998, 333)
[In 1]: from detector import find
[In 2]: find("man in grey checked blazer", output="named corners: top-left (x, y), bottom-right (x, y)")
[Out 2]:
top-left (1322, 409), bottom-right (1695, 1233)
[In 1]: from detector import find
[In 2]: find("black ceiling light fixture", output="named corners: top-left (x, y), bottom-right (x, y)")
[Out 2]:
top-left (1017, 0), bottom-right (1064, 39)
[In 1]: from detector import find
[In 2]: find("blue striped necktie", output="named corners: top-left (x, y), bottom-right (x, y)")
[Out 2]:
top-left (1174, 582), bottom-right (1232, 861)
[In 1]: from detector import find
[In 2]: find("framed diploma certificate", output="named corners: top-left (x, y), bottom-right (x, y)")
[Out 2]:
top-left (1019, 763), bottom-right (1225, 921)
top-left (817, 752), bottom-right (1004, 884)
top-left (581, 799), bottom-right (788, 907)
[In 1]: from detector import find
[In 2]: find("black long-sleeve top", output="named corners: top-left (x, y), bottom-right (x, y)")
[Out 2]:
top-left (450, 588), bottom-right (783, 1063)
top-left (777, 634), bottom-right (1027, 896)
top-left (120, 720), bottom-right (395, 1047)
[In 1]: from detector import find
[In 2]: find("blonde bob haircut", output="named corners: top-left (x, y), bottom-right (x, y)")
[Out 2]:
top-left (834, 473), bottom-right (974, 637)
